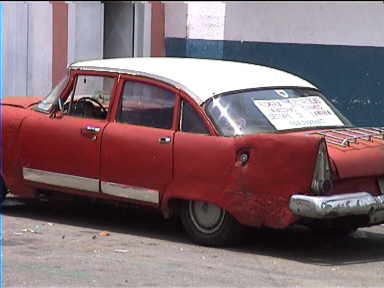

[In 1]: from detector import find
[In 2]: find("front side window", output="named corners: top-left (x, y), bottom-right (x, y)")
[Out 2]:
top-left (34, 75), bottom-right (69, 113)
top-left (63, 75), bottom-right (115, 120)
top-left (118, 80), bottom-right (176, 129)
top-left (205, 88), bottom-right (352, 136)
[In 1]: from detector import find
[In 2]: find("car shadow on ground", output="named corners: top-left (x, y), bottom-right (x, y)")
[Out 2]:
top-left (2, 196), bottom-right (384, 267)
top-left (238, 226), bottom-right (384, 266)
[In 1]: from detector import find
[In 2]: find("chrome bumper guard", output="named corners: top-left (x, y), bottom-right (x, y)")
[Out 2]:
top-left (289, 192), bottom-right (384, 224)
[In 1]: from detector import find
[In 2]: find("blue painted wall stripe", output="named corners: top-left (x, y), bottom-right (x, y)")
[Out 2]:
top-left (165, 37), bottom-right (384, 127)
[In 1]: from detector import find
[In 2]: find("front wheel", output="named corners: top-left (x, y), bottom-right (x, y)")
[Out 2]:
top-left (180, 200), bottom-right (244, 246)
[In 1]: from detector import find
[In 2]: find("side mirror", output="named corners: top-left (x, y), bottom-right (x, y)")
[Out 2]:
top-left (49, 111), bottom-right (64, 119)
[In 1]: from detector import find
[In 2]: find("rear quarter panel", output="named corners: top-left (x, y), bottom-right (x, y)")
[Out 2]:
top-left (164, 132), bottom-right (322, 229)
top-left (228, 133), bottom-right (321, 228)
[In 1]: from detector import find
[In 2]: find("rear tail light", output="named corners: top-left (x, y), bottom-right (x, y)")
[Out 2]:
top-left (311, 139), bottom-right (333, 195)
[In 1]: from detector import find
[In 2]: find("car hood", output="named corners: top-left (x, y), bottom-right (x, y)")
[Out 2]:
top-left (305, 127), bottom-right (384, 179)
top-left (1, 97), bottom-right (42, 109)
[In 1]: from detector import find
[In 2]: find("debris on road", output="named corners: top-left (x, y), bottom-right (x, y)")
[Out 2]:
top-left (114, 249), bottom-right (129, 253)
top-left (21, 228), bottom-right (42, 234)
top-left (99, 231), bottom-right (110, 237)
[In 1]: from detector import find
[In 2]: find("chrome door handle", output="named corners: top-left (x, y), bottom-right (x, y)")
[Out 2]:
top-left (83, 126), bottom-right (100, 134)
top-left (80, 126), bottom-right (101, 141)
top-left (159, 137), bottom-right (171, 144)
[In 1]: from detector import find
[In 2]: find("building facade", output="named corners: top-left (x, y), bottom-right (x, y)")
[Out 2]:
top-left (2, 1), bottom-right (164, 97)
top-left (2, 1), bottom-right (383, 126)
top-left (165, 2), bottom-right (384, 126)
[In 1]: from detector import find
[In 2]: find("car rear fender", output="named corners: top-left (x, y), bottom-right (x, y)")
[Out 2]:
top-left (161, 132), bottom-right (323, 229)
top-left (224, 133), bottom-right (322, 228)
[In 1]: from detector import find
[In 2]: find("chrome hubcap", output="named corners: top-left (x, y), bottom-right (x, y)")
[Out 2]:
top-left (189, 201), bottom-right (225, 234)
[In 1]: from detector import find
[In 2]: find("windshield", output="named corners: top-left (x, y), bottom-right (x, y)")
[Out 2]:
top-left (34, 75), bottom-right (69, 113)
top-left (205, 88), bottom-right (352, 136)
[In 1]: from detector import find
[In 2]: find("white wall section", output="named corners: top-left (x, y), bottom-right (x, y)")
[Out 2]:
top-left (186, 2), bottom-right (226, 40)
top-left (224, 2), bottom-right (384, 47)
top-left (133, 2), bottom-right (152, 57)
top-left (27, 2), bottom-right (52, 97)
top-left (3, 2), bottom-right (28, 97)
top-left (164, 2), bottom-right (187, 38)
top-left (165, 1), bottom-right (384, 48)
top-left (4, 1), bottom-right (52, 97)
top-left (68, 2), bottom-right (104, 65)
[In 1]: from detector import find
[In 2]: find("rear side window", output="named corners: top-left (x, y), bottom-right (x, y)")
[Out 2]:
top-left (118, 80), bottom-right (176, 129)
top-left (181, 101), bottom-right (209, 134)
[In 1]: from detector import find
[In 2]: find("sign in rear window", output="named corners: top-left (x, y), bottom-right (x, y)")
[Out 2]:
top-left (253, 96), bottom-right (344, 130)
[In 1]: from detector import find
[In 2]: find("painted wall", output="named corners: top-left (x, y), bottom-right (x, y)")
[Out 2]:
top-left (165, 2), bottom-right (384, 127)
top-left (27, 2), bottom-right (53, 97)
top-left (4, 1), bottom-right (52, 97)
top-left (2, 1), bottom-right (153, 98)
top-left (224, 2), bottom-right (384, 47)
top-left (67, 2), bottom-right (104, 65)
top-left (2, 1), bottom-right (103, 98)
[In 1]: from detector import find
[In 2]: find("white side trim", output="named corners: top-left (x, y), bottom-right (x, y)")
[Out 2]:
top-left (22, 167), bottom-right (99, 193)
top-left (101, 181), bottom-right (159, 204)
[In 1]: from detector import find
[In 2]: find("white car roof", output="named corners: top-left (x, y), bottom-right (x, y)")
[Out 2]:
top-left (70, 57), bottom-right (316, 104)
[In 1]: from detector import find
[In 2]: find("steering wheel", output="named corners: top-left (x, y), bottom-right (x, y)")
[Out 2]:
top-left (74, 97), bottom-right (107, 118)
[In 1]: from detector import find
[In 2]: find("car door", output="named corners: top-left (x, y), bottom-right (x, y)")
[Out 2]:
top-left (19, 72), bottom-right (118, 194)
top-left (100, 76), bottom-right (178, 205)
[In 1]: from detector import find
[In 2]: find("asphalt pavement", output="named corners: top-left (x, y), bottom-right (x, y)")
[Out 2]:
top-left (3, 195), bottom-right (384, 287)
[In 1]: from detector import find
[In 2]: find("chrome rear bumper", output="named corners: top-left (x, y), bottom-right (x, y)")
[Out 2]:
top-left (289, 192), bottom-right (384, 224)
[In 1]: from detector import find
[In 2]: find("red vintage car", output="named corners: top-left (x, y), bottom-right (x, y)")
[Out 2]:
top-left (2, 57), bottom-right (384, 246)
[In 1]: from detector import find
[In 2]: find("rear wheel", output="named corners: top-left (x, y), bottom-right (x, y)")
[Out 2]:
top-left (180, 200), bottom-right (244, 246)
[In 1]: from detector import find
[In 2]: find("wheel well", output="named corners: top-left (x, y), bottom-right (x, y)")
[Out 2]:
top-left (165, 198), bottom-right (234, 220)
top-left (0, 174), bottom-right (8, 200)
top-left (0, 174), bottom-right (7, 190)
top-left (165, 198), bottom-right (185, 219)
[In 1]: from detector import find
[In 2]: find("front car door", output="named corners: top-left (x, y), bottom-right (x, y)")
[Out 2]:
top-left (20, 71), bottom-right (118, 194)
top-left (100, 76), bottom-right (178, 205)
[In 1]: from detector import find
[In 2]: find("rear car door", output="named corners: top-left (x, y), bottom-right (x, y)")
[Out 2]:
top-left (100, 76), bottom-right (178, 205)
